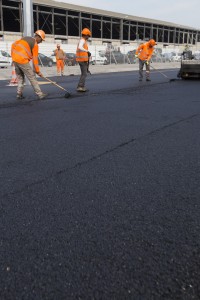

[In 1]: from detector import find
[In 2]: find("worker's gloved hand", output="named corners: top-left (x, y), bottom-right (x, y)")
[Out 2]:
top-left (37, 71), bottom-right (43, 77)
top-left (88, 51), bottom-right (91, 57)
top-left (135, 54), bottom-right (138, 58)
top-left (145, 60), bottom-right (149, 65)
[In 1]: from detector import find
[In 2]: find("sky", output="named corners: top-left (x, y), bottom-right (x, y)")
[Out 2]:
top-left (54, 0), bottom-right (200, 29)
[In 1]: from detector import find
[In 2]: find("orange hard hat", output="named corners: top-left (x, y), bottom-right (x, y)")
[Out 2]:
top-left (149, 39), bottom-right (157, 46)
top-left (35, 30), bottom-right (45, 41)
top-left (81, 28), bottom-right (91, 36)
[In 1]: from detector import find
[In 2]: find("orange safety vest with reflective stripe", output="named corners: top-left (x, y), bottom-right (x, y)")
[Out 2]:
top-left (76, 38), bottom-right (88, 62)
top-left (135, 41), bottom-right (154, 61)
top-left (11, 37), bottom-right (40, 73)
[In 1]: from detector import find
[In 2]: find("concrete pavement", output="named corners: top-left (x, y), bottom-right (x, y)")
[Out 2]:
top-left (2, 67), bottom-right (200, 299)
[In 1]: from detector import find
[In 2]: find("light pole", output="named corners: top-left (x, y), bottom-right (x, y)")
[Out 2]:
top-left (22, 0), bottom-right (33, 85)
top-left (23, 0), bottom-right (33, 37)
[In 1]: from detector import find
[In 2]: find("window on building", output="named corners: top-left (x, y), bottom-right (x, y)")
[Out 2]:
top-left (68, 10), bottom-right (79, 16)
top-left (138, 26), bottom-right (144, 40)
top-left (33, 11), bottom-right (37, 32)
top-left (169, 31), bottom-right (174, 43)
top-left (2, 0), bottom-right (19, 8)
top-left (54, 15), bottom-right (67, 35)
top-left (112, 19), bottom-right (120, 39)
top-left (68, 16), bottom-right (79, 36)
top-left (92, 20), bottom-right (101, 38)
top-left (81, 19), bottom-right (90, 31)
top-left (158, 28), bottom-right (163, 42)
top-left (130, 25), bottom-right (137, 40)
top-left (144, 27), bottom-right (151, 40)
top-left (103, 21), bottom-right (111, 39)
top-left (54, 8), bottom-right (66, 15)
top-left (123, 25), bottom-right (129, 40)
top-left (163, 30), bottom-right (168, 43)
top-left (153, 28), bottom-right (157, 41)
top-left (3, 7), bottom-right (20, 32)
top-left (38, 12), bottom-right (52, 34)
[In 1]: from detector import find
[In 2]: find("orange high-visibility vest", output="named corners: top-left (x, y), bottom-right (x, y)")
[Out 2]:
top-left (11, 37), bottom-right (40, 73)
top-left (76, 38), bottom-right (88, 62)
top-left (136, 41), bottom-right (154, 61)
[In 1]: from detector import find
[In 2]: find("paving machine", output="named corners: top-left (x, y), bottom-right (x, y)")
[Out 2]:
top-left (178, 51), bottom-right (200, 79)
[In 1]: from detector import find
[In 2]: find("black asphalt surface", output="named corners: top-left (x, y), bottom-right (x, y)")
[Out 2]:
top-left (1, 69), bottom-right (200, 299)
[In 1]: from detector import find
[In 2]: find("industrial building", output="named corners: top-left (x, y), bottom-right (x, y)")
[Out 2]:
top-left (0, 0), bottom-right (200, 48)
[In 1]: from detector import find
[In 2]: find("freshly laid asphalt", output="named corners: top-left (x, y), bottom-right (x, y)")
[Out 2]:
top-left (1, 67), bottom-right (200, 299)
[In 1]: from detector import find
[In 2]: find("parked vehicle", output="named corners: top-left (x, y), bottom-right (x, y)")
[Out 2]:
top-left (151, 53), bottom-right (163, 63)
top-left (65, 53), bottom-right (77, 66)
top-left (91, 55), bottom-right (107, 65)
top-left (49, 53), bottom-right (56, 64)
top-left (161, 53), bottom-right (174, 62)
top-left (0, 50), bottom-right (12, 68)
top-left (194, 53), bottom-right (200, 60)
top-left (105, 51), bottom-right (128, 64)
top-left (38, 53), bottom-right (53, 67)
top-left (171, 54), bottom-right (182, 62)
top-left (127, 50), bottom-right (136, 64)
top-left (49, 52), bottom-right (77, 66)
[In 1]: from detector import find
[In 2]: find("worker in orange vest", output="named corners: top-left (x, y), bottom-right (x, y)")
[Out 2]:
top-left (11, 30), bottom-right (47, 100)
top-left (54, 44), bottom-right (66, 76)
top-left (76, 28), bottom-right (91, 92)
top-left (135, 39), bottom-right (157, 81)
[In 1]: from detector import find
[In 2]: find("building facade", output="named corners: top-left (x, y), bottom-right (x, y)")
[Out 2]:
top-left (0, 0), bottom-right (200, 47)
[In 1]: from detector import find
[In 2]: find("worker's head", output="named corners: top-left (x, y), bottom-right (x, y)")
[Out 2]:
top-left (81, 28), bottom-right (91, 40)
top-left (57, 44), bottom-right (60, 49)
top-left (149, 39), bottom-right (157, 47)
top-left (35, 30), bottom-right (45, 44)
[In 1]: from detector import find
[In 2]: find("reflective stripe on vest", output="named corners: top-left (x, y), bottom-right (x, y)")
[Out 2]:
top-left (12, 49), bottom-right (29, 59)
top-left (12, 41), bottom-right (32, 59)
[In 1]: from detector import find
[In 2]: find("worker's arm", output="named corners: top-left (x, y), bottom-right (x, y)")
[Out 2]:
top-left (32, 43), bottom-right (42, 76)
top-left (78, 39), bottom-right (89, 53)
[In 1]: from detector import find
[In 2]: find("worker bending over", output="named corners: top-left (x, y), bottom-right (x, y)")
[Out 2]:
top-left (76, 28), bottom-right (91, 92)
top-left (135, 39), bottom-right (157, 81)
top-left (11, 30), bottom-right (47, 100)
top-left (54, 44), bottom-right (66, 76)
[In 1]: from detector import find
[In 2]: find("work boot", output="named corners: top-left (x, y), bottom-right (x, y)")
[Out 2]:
top-left (16, 93), bottom-right (25, 100)
top-left (38, 93), bottom-right (48, 100)
top-left (77, 87), bottom-right (87, 92)
top-left (146, 78), bottom-right (151, 82)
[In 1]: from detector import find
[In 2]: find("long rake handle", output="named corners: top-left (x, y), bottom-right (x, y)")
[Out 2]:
top-left (42, 76), bottom-right (67, 91)
top-left (151, 65), bottom-right (169, 79)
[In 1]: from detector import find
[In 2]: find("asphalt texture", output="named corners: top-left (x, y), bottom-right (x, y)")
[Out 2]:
top-left (1, 69), bottom-right (200, 299)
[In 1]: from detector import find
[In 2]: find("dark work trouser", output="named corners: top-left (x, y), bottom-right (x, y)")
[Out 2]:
top-left (139, 59), bottom-right (150, 79)
top-left (77, 62), bottom-right (88, 87)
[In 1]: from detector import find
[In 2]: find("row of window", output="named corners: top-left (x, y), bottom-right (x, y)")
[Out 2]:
top-left (0, 1), bottom-right (199, 44)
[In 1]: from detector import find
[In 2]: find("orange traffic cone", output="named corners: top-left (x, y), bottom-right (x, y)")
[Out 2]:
top-left (9, 63), bottom-right (18, 86)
